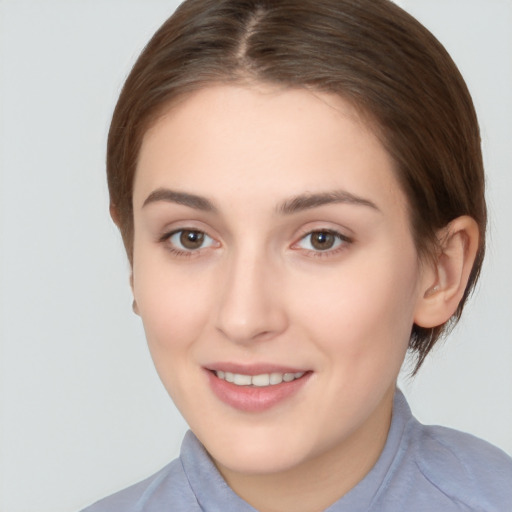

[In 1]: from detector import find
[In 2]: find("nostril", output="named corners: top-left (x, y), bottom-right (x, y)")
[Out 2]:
top-left (215, 261), bottom-right (288, 343)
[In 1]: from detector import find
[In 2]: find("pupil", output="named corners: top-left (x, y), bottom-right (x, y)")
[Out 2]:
top-left (180, 230), bottom-right (204, 249)
top-left (312, 232), bottom-right (334, 250)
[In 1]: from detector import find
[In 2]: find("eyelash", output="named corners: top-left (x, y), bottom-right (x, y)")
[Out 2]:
top-left (159, 229), bottom-right (217, 258)
top-left (159, 228), bottom-right (352, 258)
top-left (292, 229), bottom-right (352, 258)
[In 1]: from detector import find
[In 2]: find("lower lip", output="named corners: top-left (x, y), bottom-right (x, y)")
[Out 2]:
top-left (206, 370), bottom-right (311, 413)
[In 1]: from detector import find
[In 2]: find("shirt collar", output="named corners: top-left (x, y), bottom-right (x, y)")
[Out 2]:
top-left (180, 389), bottom-right (413, 512)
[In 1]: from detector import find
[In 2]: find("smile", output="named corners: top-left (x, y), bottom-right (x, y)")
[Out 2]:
top-left (215, 370), bottom-right (305, 387)
top-left (207, 367), bottom-right (311, 412)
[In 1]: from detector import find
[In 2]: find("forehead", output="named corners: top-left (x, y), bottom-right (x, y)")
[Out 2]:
top-left (134, 84), bottom-right (407, 219)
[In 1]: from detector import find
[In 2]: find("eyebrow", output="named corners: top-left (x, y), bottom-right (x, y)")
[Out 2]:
top-left (142, 188), bottom-right (379, 215)
top-left (277, 190), bottom-right (380, 215)
top-left (142, 188), bottom-right (217, 212)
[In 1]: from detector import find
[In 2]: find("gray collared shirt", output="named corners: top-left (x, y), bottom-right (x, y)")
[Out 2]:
top-left (81, 390), bottom-right (512, 511)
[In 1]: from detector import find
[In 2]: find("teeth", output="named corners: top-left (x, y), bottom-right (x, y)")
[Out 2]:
top-left (215, 370), bottom-right (305, 387)
top-left (252, 374), bottom-right (270, 387)
top-left (269, 372), bottom-right (283, 385)
top-left (233, 373), bottom-right (252, 386)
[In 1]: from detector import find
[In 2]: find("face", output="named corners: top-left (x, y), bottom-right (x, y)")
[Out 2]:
top-left (131, 84), bottom-right (429, 477)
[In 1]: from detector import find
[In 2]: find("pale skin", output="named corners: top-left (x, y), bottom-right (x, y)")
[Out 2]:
top-left (121, 84), bottom-right (479, 512)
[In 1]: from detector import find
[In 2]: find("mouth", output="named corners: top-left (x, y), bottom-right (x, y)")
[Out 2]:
top-left (213, 370), bottom-right (306, 387)
top-left (205, 364), bottom-right (311, 412)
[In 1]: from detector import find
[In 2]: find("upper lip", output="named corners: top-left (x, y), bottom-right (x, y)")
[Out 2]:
top-left (205, 362), bottom-right (309, 376)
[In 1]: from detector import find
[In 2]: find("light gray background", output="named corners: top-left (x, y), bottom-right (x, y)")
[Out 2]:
top-left (0, 1), bottom-right (510, 511)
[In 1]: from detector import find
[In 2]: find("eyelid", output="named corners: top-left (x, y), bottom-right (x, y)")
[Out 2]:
top-left (156, 220), bottom-right (217, 244)
top-left (159, 227), bottom-right (220, 256)
top-left (156, 223), bottom-right (351, 258)
top-left (291, 228), bottom-right (353, 256)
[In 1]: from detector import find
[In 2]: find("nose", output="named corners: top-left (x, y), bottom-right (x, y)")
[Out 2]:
top-left (215, 249), bottom-right (288, 344)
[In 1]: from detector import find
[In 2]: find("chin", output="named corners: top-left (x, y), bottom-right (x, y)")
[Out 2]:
top-left (196, 423), bottom-right (316, 475)
top-left (213, 443), bottom-right (306, 476)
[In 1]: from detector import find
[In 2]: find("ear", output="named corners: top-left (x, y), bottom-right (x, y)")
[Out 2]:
top-left (110, 202), bottom-right (139, 314)
top-left (414, 216), bottom-right (479, 328)
top-left (129, 273), bottom-right (140, 316)
top-left (110, 202), bottom-right (121, 227)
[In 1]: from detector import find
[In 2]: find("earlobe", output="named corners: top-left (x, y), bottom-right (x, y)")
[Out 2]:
top-left (414, 216), bottom-right (479, 328)
top-left (112, 202), bottom-right (139, 315)
top-left (110, 203), bottom-right (121, 227)
top-left (129, 273), bottom-right (140, 315)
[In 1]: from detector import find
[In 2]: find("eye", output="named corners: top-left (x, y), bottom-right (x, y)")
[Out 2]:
top-left (166, 229), bottom-right (216, 252)
top-left (295, 230), bottom-right (349, 252)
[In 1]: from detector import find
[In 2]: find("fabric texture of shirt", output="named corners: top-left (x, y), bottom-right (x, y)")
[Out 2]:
top-left (81, 390), bottom-right (512, 512)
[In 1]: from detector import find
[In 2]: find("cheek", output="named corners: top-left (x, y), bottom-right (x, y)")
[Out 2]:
top-left (293, 247), bottom-right (420, 361)
top-left (132, 256), bottom-right (215, 355)
top-left (132, 264), bottom-right (217, 410)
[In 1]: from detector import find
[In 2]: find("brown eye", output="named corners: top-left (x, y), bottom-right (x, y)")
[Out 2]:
top-left (295, 229), bottom-right (349, 254)
top-left (166, 229), bottom-right (215, 252)
top-left (310, 231), bottom-right (336, 250)
top-left (179, 230), bottom-right (205, 249)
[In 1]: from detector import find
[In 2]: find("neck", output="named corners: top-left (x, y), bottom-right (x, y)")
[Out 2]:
top-left (216, 386), bottom-right (395, 512)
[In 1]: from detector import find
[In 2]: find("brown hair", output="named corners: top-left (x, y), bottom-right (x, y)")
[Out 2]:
top-left (107, 0), bottom-right (486, 373)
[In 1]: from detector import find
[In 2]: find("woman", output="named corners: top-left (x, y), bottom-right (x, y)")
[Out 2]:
top-left (83, 0), bottom-right (512, 510)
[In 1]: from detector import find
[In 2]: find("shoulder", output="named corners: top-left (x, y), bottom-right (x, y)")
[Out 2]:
top-left (80, 457), bottom-right (199, 512)
top-left (410, 421), bottom-right (512, 511)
